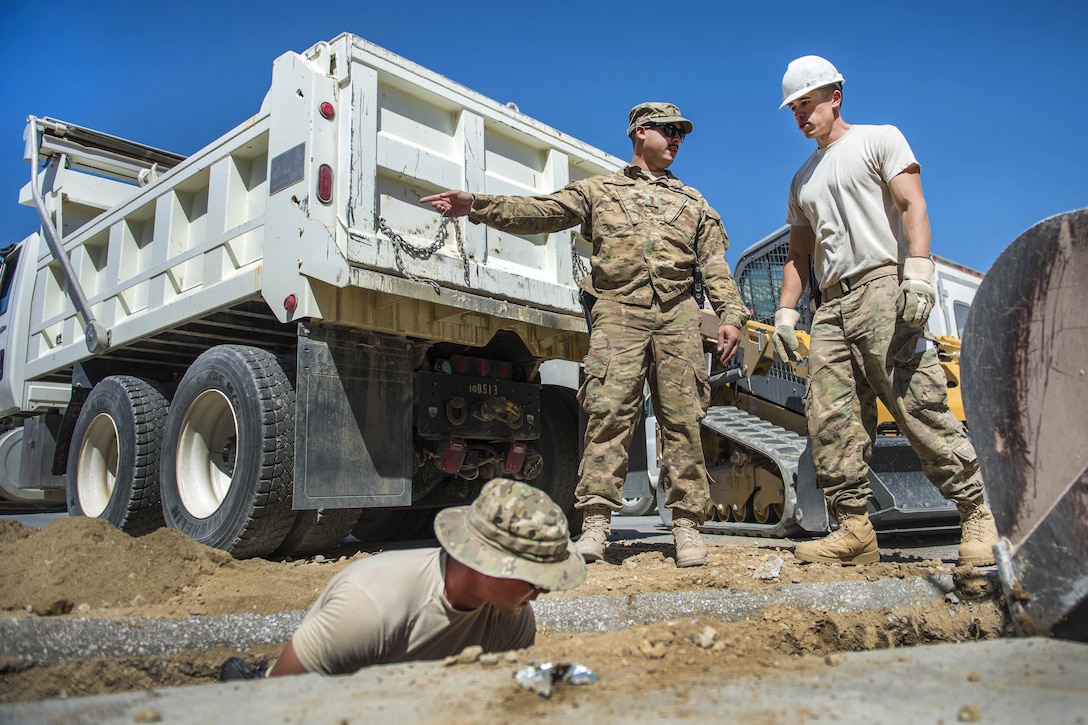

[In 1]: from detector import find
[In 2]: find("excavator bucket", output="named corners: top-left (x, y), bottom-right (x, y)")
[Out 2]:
top-left (961, 207), bottom-right (1088, 641)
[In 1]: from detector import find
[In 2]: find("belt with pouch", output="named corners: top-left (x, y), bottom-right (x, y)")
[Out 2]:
top-left (820, 264), bottom-right (898, 303)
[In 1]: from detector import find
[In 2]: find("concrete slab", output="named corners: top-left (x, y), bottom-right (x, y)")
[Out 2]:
top-left (3, 638), bottom-right (1085, 724)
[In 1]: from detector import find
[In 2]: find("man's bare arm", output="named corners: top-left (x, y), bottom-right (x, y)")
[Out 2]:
top-left (267, 640), bottom-right (308, 677)
top-left (888, 169), bottom-right (931, 258)
top-left (780, 225), bottom-right (815, 309)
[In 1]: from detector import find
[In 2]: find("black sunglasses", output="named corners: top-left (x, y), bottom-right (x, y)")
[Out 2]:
top-left (643, 122), bottom-right (686, 140)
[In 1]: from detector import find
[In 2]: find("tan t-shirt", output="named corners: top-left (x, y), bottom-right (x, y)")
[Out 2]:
top-left (786, 124), bottom-right (919, 290)
top-left (291, 548), bottom-right (535, 674)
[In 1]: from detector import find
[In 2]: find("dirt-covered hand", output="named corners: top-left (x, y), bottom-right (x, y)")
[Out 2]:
top-left (717, 324), bottom-right (741, 364)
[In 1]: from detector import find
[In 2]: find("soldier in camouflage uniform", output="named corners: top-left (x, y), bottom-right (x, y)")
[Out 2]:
top-left (258, 479), bottom-right (584, 677)
top-left (422, 103), bottom-right (749, 568)
top-left (771, 56), bottom-right (999, 566)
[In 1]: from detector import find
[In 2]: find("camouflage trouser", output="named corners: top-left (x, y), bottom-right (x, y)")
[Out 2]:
top-left (576, 295), bottom-right (711, 521)
top-left (807, 276), bottom-right (985, 510)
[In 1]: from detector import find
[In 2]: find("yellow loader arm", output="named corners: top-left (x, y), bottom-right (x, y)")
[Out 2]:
top-left (700, 310), bottom-right (809, 378)
top-left (700, 311), bottom-right (965, 424)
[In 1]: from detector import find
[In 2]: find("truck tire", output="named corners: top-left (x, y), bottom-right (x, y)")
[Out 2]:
top-left (620, 493), bottom-right (657, 517)
top-left (66, 376), bottom-right (169, 535)
top-left (538, 385), bottom-right (581, 531)
top-left (544, 382), bottom-right (581, 425)
top-left (276, 508), bottom-right (361, 557)
top-left (160, 345), bottom-right (296, 558)
top-left (0, 428), bottom-right (27, 504)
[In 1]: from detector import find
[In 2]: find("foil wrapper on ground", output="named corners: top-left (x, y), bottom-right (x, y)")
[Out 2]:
top-left (514, 662), bottom-right (599, 698)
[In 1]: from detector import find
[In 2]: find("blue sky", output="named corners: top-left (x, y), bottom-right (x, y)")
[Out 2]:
top-left (1, 1), bottom-right (1084, 274)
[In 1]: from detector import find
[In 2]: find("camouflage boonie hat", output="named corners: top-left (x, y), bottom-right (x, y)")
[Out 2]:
top-left (627, 102), bottom-right (694, 137)
top-left (434, 478), bottom-right (586, 592)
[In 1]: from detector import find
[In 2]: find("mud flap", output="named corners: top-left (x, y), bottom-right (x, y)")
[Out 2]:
top-left (867, 437), bottom-right (959, 529)
top-left (621, 414), bottom-right (653, 500)
top-left (961, 207), bottom-right (1088, 641)
top-left (793, 446), bottom-right (830, 534)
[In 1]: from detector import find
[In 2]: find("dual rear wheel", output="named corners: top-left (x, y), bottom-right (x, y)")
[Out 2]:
top-left (67, 346), bottom-right (302, 558)
top-left (65, 347), bottom-right (581, 557)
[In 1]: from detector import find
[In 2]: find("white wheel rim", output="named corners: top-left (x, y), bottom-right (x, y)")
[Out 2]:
top-left (176, 390), bottom-right (238, 519)
top-left (76, 413), bottom-right (120, 517)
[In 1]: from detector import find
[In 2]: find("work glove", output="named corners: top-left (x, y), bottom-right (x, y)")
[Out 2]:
top-left (896, 257), bottom-right (937, 329)
top-left (219, 656), bottom-right (266, 681)
top-left (771, 308), bottom-right (803, 364)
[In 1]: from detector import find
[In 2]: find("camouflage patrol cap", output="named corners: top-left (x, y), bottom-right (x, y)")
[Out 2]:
top-left (627, 102), bottom-right (694, 137)
top-left (434, 478), bottom-right (586, 592)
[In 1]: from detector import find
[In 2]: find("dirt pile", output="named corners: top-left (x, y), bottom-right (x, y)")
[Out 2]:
top-left (0, 517), bottom-right (358, 619)
top-left (0, 517), bottom-right (1009, 704)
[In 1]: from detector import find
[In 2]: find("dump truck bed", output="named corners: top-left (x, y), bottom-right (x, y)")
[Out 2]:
top-left (7, 34), bottom-right (621, 416)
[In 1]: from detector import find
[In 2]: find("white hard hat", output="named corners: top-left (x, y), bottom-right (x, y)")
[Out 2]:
top-left (779, 55), bottom-right (845, 109)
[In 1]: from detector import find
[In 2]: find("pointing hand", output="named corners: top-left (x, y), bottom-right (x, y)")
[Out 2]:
top-left (420, 190), bottom-right (474, 218)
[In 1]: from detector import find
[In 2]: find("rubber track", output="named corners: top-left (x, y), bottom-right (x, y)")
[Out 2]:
top-left (698, 405), bottom-right (807, 538)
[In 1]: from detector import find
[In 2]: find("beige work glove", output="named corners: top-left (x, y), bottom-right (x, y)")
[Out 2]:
top-left (771, 308), bottom-right (803, 364)
top-left (896, 257), bottom-right (937, 328)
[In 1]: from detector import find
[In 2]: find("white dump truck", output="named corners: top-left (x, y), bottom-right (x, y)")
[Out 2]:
top-left (0, 33), bottom-right (623, 556)
top-left (926, 253), bottom-right (984, 339)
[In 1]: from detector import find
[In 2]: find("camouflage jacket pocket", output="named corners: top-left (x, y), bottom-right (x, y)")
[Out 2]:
top-left (664, 196), bottom-right (695, 231)
top-left (595, 182), bottom-right (641, 233)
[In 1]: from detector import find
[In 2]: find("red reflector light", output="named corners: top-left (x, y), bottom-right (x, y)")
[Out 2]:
top-left (319, 101), bottom-right (335, 120)
top-left (496, 362), bottom-right (512, 380)
top-left (476, 359), bottom-right (490, 376)
top-left (317, 164), bottom-right (333, 204)
top-left (283, 294), bottom-right (297, 312)
top-left (504, 442), bottom-right (528, 474)
top-left (452, 356), bottom-right (470, 374)
top-left (440, 440), bottom-right (467, 473)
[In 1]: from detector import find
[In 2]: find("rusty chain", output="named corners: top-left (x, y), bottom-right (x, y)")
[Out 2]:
top-left (377, 216), bottom-right (471, 292)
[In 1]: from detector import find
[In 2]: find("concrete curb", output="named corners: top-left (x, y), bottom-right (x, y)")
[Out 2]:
top-left (1, 575), bottom-right (953, 665)
top-left (3, 638), bottom-right (1086, 724)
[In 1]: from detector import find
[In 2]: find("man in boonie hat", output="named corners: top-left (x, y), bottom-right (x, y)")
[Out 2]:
top-left (421, 102), bottom-right (750, 570)
top-left (260, 479), bottom-right (584, 677)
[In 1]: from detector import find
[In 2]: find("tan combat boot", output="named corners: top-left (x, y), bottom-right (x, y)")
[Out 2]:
top-left (575, 505), bottom-right (611, 563)
top-left (957, 501), bottom-right (999, 566)
top-left (673, 516), bottom-right (709, 568)
top-left (794, 505), bottom-right (879, 565)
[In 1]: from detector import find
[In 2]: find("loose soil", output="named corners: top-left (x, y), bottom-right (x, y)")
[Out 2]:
top-left (0, 517), bottom-right (1008, 704)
